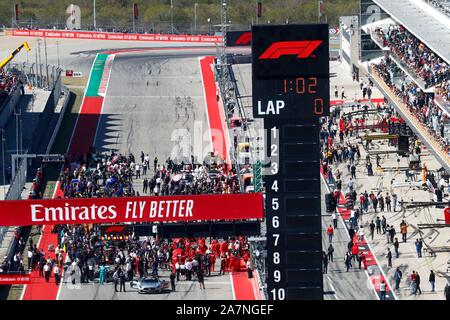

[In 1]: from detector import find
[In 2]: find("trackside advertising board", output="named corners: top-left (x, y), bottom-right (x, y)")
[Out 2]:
top-left (11, 29), bottom-right (222, 43)
top-left (0, 274), bottom-right (31, 285)
top-left (226, 30), bottom-right (252, 46)
top-left (0, 193), bottom-right (263, 226)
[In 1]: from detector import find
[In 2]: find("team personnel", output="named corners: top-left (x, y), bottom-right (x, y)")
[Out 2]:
top-left (53, 264), bottom-right (60, 285)
top-left (322, 252), bottom-right (328, 274)
top-left (327, 244), bottom-right (334, 263)
top-left (394, 267), bottom-right (402, 290)
top-left (170, 272), bottom-right (176, 291)
top-left (327, 225), bottom-right (334, 243)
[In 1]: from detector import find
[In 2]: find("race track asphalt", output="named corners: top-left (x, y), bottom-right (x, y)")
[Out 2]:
top-left (57, 265), bottom-right (235, 300)
top-left (58, 48), bottom-right (236, 300)
top-left (94, 50), bottom-right (216, 164)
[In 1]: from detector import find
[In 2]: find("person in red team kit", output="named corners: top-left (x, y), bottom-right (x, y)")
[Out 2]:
top-left (351, 243), bottom-right (359, 262)
top-left (327, 225), bottom-right (334, 243)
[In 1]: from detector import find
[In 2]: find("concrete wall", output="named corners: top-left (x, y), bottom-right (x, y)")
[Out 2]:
top-left (340, 16), bottom-right (362, 79)
top-left (29, 73), bottom-right (62, 154)
top-left (0, 85), bottom-right (21, 129)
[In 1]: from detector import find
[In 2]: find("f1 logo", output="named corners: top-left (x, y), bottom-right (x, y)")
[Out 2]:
top-left (235, 31), bottom-right (252, 45)
top-left (259, 40), bottom-right (323, 59)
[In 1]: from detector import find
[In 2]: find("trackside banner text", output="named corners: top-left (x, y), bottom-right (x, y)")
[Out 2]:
top-left (0, 193), bottom-right (263, 226)
top-left (11, 29), bottom-right (223, 43)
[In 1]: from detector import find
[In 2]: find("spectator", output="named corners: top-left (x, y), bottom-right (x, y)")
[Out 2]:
top-left (394, 267), bottom-right (402, 290)
top-left (0, 68), bottom-right (22, 107)
top-left (380, 280), bottom-right (386, 300)
top-left (429, 270), bottom-right (436, 292)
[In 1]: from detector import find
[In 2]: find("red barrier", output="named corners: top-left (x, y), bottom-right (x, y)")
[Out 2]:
top-left (444, 207), bottom-right (450, 224)
top-left (0, 193), bottom-right (263, 226)
top-left (11, 29), bottom-right (223, 43)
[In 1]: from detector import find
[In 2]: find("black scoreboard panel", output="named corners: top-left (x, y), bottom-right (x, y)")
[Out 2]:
top-left (226, 30), bottom-right (252, 46)
top-left (252, 24), bottom-right (329, 300)
top-left (252, 24), bottom-right (329, 119)
top-left (263, 119), bottom-right (322, 300)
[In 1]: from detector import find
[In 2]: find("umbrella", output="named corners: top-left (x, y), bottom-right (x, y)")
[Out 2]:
top-left (172, 174), bottom-right (182, 182)
top-left (111, 155), bottom-right (120, 164)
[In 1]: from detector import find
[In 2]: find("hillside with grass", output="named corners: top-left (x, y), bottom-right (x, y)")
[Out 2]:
top-left (1, 0), bottom-right (357, 32)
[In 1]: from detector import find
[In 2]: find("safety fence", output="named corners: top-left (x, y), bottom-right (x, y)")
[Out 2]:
top-left (4, 154), bottom-right (27, 201)
top-left (249, 238), bottom-right (268, 300)
top-left (9, 61), bottom-right (62, 91)
top-left (0, 157), bottom-right (27, 266)
top-left (10, 19), bottom-right (251, 36)
top-left (214, 56), bottom-right (248, 193)
top-left (227, 63), bottom-right (254, 192)
top-left (220, 57), bottom-right (268, 298)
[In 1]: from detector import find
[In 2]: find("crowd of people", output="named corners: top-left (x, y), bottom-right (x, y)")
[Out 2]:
top-left (373, 24), bottom-right (449, 90)
top-left (0, 68), bottom-right (21, 108)
top-left (61, 151), bottom-right (137, 199)
top-left (2, 145), bottom-right (252, 291)
top-left (140, 155), bottom-right (239, 196)
top-left (30, 222), bottom-right (251, 292)
top-left (435, 79), bottom-right (450, 107)
top-left (427, 0), bottom-right (450, 17)
top-left (26, 148), bottom-right (250, 292)
top-left (372, 56), bottom-right (450, 155)
top-left (60, 150), bottom-right (239, 200)
top-left (319, 77), bottom-right (449, 299)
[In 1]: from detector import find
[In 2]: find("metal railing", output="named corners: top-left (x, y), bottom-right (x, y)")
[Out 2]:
top-left (225, 64), bottom-right (249, 193)
top-left (368, 28), bottom-right (446, 90)
top-left (46, 85), bottom-right (69, 154)
top-left (8, 62), bottom-right (62, 91)
top-left (214, 59), bottom-right (245, 192)
top-left (388, 54), bottom-right (429, 90)
top-left (5, 155), bottom-right (28, 201)
top-left (0, 227), bottom-right (8, 249)
top-left (435, 92), bottom-right (450, 112)
top-left (228, 63), bottom-right (265, 192)
top-left (13, 19), bottom-right (250, 36)
top-left (0, 156), bottom-right (27, 256)
top-left (368, 64), bottom-right (450, 171)
top-left (426, 0), bottom-right (450, 17)
top-left (249, 239), bottom-right (268, 300)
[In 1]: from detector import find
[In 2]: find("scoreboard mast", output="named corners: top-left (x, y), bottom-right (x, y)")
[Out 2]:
top-left (252, 24), bottom-right (330, 300)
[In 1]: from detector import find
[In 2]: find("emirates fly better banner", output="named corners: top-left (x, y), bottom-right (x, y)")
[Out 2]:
top-left (0, 193), bottom-right (263, 226)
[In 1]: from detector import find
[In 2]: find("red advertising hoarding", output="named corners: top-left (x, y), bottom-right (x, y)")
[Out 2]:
top-left (11, 29), bottom-right (223, 43)
top-left (0, 274), bottom-right (31, 285)
top-left (0, 193), bottom-right (264, 227)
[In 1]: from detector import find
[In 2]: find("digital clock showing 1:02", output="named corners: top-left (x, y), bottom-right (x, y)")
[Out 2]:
top-left (283, 77), bottom-right (317, 94)
top-left (280, 77), bottom-right (325, 115)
